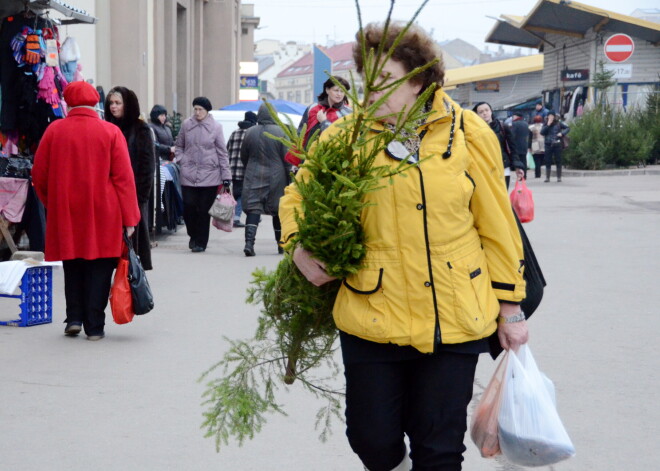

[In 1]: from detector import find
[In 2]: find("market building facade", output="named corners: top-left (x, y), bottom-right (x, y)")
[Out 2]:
top-left (486, 0), bottom-right (660, 119)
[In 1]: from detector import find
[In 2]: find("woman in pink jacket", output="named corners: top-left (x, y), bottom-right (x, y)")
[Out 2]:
top-left (174, 97), bottom-right (231, 252)
top-left (32, 81), bottom-right (141, 341)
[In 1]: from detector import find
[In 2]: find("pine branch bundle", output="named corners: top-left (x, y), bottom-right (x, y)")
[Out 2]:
top-left (201, 0), bottom-right (437, 452)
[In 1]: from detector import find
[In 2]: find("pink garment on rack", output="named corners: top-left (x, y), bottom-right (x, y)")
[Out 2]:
top-left (0, 177), bottom-right (29, 223)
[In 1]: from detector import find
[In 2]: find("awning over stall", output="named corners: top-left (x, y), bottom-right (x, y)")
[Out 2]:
top-left (0, 0), bottom-right (97, 25)
top-left (486, 0), bottom-right (660, 49)
top-left (444, 55), bottom-right (544, 88)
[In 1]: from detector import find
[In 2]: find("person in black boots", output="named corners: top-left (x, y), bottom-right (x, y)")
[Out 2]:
top-left (509, 112), bottom-right (529, 180)
top-left (226, 111), bottom-right (258, 228)
top-left (240, 103), bottom-right (291, 256)
top-left (541, 111), bottom-right (570, 183)
top-left (174, 97), bottom-right (231, 252)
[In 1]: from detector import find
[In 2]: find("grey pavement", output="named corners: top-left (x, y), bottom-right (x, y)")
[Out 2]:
top-left (1, 173), bottom-right (659, 470)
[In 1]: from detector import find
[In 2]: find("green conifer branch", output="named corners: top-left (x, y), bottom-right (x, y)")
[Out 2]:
top-left (200, 0), bottom-right (438, 452)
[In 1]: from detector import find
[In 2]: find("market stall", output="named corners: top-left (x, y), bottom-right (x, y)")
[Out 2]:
top-left (0, 0), bottom-right (96, 259)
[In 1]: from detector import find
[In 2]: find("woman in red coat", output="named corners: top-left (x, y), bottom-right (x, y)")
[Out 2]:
top-left (32, 81), bottom-right (141, 341)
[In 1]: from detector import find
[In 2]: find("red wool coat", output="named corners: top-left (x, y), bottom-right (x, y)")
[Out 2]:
top-left (32, 107), bottom-right (141, 261)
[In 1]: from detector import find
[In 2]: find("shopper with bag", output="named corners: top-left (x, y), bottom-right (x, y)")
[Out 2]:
top-left (32, 81), bottom-right (141, 341)
top-left (472, 102), bottom-right (525, 189)
top-left (240, 103), bottom-right (292, 256)
top-left (174, 97), bottom-right (231, 252)
top-left (104, 86), bottom-right (156, 270)
top-left (280, 22), bottom-right (528, 471)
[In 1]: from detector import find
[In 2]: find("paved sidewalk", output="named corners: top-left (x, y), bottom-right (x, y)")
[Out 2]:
top-left (1, 174), bottom-right (659, 470)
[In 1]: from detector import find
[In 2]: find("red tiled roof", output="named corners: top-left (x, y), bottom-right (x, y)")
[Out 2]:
top-left (277, 42), bottom-right (356, 78)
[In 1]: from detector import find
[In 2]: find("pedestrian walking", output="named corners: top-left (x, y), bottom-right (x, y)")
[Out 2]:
top-left (240, 103), bottom-right (291, 256)
top-left (541, 111), bottom-right (570, 182)
top-left (149, 104), bottom-right (175, 161)
top-left (529, 115), bottom-right (545, 178)
top-left (510, 112), bottom-right (529, 179)
top-left (226, 111), bottom-right (258, 228)
top-left (534, 102), bottom-right (549, 119)
top-left (473, 102), bottom-right (524, 188)
top-left (286, 76), bottom-right (352, 167)
top-left (105, 86), bottom-right (156, 269)
top-left (32, 81), bottom-right (141, 341)
top-left (280, 21), bottom-right (529, 471)
top-left (174, 97), bottom-right (231, 252)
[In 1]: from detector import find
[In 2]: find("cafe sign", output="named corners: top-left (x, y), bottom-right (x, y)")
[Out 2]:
top-left (561, 69), bottom-right (589, 81)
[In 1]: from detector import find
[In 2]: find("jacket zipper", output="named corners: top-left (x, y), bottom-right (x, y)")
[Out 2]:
top-left (417, 167), bottom-right (441, 351)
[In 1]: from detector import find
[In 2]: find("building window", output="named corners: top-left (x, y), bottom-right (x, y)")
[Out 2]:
top-left (305, 91), bottom-right (311, 103)
top-left (288, 91), bottom-right (294, 101)
top-left (279, 92), bottom-right (284, 99)
top-left (295, 91), bottom-right (301, 103)
top-left (242, 28), bottom-right (248, 35)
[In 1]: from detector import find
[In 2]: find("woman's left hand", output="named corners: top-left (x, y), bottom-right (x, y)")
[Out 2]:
top-left (515, 168), bottom-right (525, 180)
top-left (497, 303), bottom-right (529, 351)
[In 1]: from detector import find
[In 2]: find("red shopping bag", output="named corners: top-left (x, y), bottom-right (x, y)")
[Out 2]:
top-left (109, 247), bottom-right (134, 324)
top-left (510, 179), bottom-right (534, 223)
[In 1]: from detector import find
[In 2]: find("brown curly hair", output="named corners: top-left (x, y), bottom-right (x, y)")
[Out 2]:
top-left (353, 22), bottom-right (444, 93)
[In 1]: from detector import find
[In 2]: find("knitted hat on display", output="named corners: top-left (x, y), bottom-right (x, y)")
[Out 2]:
top-left (192, 96), bottom-right (212, 111)
top-left (64, 80), bottom-right (100, 107)
top-left (244, 111), bottom-right (258, 124)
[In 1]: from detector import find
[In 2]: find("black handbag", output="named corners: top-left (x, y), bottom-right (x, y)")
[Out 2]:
top-left (489, 211), bottom-right (546, 359)
top-left (124, 232), bottom-right (154, 315)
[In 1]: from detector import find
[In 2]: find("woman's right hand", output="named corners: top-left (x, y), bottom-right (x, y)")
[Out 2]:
top-left (316, 109), bottom-right (327, 123)
top-left (125, 226), bottom-right (136, 237)
top-left (292, 245), bottom-right (336, 286)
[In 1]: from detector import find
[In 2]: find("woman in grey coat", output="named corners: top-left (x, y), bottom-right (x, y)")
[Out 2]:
top-left (175, 97), bottom-right (231, 252)
top-left (240, 103), bottom-right (292, 256)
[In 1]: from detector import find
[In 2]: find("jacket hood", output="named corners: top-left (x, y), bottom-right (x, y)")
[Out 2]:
top-left (257, 103), bottom-right (276, 125)
top-left (150, 105), bottom-right (167, 123)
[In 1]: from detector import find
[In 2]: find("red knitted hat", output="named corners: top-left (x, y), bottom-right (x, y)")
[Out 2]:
top-left (63, 81), bottom-right (100, 107)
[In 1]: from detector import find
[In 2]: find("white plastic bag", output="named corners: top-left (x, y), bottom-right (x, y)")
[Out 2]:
top-left (498, 344), bottom-right (575, 467)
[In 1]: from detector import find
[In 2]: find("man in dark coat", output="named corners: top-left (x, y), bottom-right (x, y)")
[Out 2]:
top-left (509, 112), bottom-right (530, 180)
top-left (226, 111), bottom-right (258, 227)
top-left (239, 104), bottom-right (292, 256)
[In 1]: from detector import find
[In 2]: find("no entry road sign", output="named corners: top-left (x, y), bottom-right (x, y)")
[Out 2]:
top-left (604, 34), bottom-right (634, 63)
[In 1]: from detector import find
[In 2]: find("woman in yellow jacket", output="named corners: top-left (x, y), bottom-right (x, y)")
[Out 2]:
top-left (279, 23), bottom-right (528, 471)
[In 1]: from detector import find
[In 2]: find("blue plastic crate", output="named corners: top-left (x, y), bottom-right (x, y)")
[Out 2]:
top-left (0, 266), bottom-right (53, 327)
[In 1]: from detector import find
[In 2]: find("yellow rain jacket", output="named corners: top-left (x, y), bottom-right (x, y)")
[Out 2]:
top-left (279, 89), bottom-right (525, 353)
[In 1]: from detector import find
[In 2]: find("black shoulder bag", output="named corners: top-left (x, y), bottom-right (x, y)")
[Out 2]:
top-left (124, 231), bottom-right (155, 315)
top-left (458, 112), bottom-right (547, 358)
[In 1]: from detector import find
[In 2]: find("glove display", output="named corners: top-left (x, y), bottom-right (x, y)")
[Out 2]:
top-left (24, 32), bottom-right (42, 65)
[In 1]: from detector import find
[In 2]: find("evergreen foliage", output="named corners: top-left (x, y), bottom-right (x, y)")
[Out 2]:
top-left (168, 111), bottom-right (183, 139)
top-left (200, 0), bottom-right (438, 452)
top-left (565, 104), bottom-right (654, 169)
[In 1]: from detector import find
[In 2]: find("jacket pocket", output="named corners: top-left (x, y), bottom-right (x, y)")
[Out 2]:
top-left (448, 248), bottom-right (498, 335)
top-left (340, 268), bottom-right (390, 337)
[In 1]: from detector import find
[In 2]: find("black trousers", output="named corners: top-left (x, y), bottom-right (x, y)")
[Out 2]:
top-left (62, 258), bottom-right (118, 336)
top-left (182, 185), bottom-right (217, 249)
top-left (533, 153), bottom-right (545, 178)
top-left (545, 144), bottom-right (563, 178)
top-left (232, 179), bottom-right (243, 220)
top-left (344, 351), bottom-right (479, 471)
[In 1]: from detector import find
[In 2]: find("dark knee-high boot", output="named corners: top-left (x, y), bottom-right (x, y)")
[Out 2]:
top-left (244, 224), bottom-right (258, 256)
top-left (274, 229), bottom-right (283, 254)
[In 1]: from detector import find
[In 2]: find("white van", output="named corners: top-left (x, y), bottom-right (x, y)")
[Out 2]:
top-left (209, 110), bottom-right (302, 144)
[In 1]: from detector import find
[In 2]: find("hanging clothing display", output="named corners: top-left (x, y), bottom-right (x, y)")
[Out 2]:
top-left (0, 3), bottom-right (95, 259)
